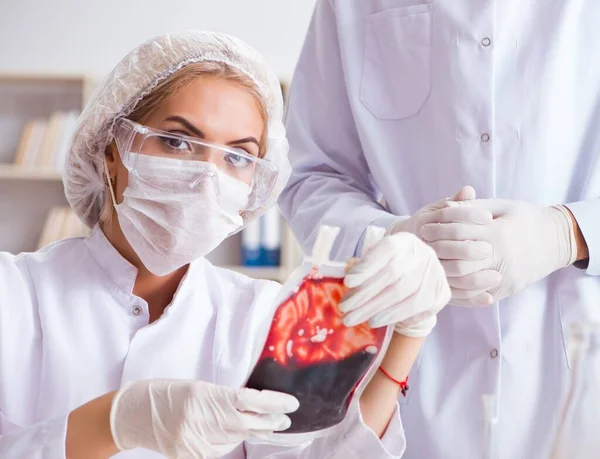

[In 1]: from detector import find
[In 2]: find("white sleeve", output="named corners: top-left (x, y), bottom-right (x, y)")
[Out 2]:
top-left (0, 252), bottom-right (62, 457)
top-left (0, 414), bottom-right (69, 459)
top-left (0, 252), bottom-right (41, 416)
top-left (244, 404), bottom-right (406, 459)
top-left (278, 0), bottom-right (394, 261)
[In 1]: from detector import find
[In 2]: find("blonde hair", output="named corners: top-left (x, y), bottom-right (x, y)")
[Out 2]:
top-left (100, 61), bottom-right (269, 224)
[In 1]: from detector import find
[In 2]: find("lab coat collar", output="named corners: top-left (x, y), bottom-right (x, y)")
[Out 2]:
top-left (84, 225), bottom-right (206, 301)
top-left (85, 225), bottom-right (139, 294)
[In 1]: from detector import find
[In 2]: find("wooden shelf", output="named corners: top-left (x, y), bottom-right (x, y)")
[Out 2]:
top-left (222, 265), bottom-right (286, 281)
top-left (0, 164), bottom-right (63, 181)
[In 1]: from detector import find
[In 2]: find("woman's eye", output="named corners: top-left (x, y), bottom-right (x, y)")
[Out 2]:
top-left (166, 137), bottom-right (191, 150)
top-left (225, 152), bottom-right (251, 168)
top-left (159, 135), bottom-right (192, 152)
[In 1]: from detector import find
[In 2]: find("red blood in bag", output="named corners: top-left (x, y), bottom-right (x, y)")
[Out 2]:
top-left (246, 272), bottom-right (388, 433)
top-left (260, 275), bottom-right (385, 367)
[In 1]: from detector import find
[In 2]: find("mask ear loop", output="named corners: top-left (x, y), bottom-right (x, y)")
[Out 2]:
top-left (103, 156), bottom-right (118, 208)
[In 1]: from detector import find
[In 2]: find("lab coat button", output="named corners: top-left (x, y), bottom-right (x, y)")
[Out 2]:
top-left (132, 305), bottom-right (143, 316)
top-left (490, 348), bottom-right (499, 359)
top-left (481, 37), bottom-right (492, 47)
top-left (481, 133), bottom-right (490, 143)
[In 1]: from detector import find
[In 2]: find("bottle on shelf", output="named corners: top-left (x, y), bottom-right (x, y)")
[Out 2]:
top-left (261, 207), bottom-right (281, 267)
top-left (242, 217), bottom-right (263, 266)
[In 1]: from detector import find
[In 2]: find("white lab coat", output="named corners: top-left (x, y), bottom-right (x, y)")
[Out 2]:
top-left (0, 226), bottom-right (406, 458)
top-left (279, 1), bottom-right (600, 458)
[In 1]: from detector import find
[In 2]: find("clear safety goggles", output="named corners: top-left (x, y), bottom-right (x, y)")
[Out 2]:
top-left (112, 118), bottom-right (279, 211)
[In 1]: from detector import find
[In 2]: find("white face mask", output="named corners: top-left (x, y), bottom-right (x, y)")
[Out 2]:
top-left (105, 154), bottom-right (250, 276)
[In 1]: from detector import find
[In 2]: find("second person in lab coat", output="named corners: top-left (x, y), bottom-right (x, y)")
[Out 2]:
top-left (0, 30), bottom-right (451, 458)
top-left (279, 1), bottom-right (599, 458)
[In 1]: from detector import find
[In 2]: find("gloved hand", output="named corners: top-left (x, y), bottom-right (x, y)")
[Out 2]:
top-left (110, 379), bottom-right (299, 459)
top-left (386, 186), bottom-right (501, 307)
top-left (339, 232), bottom-right (451, 338)
top-left (386, 185), bottom-right (481, 236)
top-left (421, 200), bottom-right (577, 304)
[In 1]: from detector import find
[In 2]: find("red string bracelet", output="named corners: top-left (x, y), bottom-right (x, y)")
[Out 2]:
top-left (378, 366), bottom-right (409, 397)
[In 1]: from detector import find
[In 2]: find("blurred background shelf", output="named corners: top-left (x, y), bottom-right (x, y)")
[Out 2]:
top-left (0, 73), bottom-right (90, 254)
top-left (0, 164), bottom-right (63, 180)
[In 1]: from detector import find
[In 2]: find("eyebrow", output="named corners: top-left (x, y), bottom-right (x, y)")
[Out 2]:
top-left (229, 137), bottom-right (260, 149)
top-left (164, 115), bottom-right (260, 149)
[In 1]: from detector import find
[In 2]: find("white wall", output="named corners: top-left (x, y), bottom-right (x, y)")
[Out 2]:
top-left (0, 0), bottom-right (316, 82)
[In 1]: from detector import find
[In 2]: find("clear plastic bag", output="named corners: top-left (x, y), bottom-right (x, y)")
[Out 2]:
top-left (245, 225), bottom-right (393, 445)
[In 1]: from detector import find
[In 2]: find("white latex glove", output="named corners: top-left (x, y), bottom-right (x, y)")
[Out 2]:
top-left (110, 379), bottom-right (299, 459)
top-left (386, 186), bottom-right (501, 306)
top-left (421, 200), bottom-right (577, 304)
top-left (338, 232), bottom-right (451, 338)
top-left (386, 185), bottom-right (480, 236)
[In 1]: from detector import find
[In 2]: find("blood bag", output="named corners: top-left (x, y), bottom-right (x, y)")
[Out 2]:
top-left (246, 225), bottom-right (393, 445)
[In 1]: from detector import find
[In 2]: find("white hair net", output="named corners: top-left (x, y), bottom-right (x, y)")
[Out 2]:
top-left (64, 30), bottom-right (290, 229)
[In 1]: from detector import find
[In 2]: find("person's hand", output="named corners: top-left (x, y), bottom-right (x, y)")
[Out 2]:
top-left (421, 200), bottom-right (577, 304)
top-left (110, 379), bottom-right (299, 459)
top-left (386, 186), bottom-right (501, 306)
top-left (339, 232), bottom-right (451, 338)
top-left (386, 185), bottom-right (483, 236)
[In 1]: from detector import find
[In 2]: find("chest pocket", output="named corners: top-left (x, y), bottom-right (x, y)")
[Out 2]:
top-left (360, 4), bottom-right (433, 120)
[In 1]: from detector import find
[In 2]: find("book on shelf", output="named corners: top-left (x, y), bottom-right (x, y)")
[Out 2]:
top-left (37, 206), bottom-right (90, 250)
top-left (13, 120), bottom-right (35, 165)
top-left (15, 119), bottom-right (47, 167)
top-left (241, 208), bottom-right (282, 267)
top-left (14, 111), bottom-right (79, 170)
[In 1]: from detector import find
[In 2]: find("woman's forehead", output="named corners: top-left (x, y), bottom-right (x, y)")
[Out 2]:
top-left (144, 77), bottom-right (265, 139)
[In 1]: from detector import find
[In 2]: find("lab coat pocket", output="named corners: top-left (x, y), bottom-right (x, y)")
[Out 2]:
top-left (0, 409), bottom-right (22, 434)
top-left (361, 5), bottom-right (433, 120)
top-left (557, 271), bottom-right (600, 370)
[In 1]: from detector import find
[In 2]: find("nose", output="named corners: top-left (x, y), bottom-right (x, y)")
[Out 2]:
top-left (203, 148), bottom-right (223, 167)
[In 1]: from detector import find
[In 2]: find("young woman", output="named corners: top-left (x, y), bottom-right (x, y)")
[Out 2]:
top-left (0, 30), bottom-right (450, 458)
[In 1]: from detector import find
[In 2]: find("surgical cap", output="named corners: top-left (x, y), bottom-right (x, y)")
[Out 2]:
top-left (64, 30), bottom-right (290, 229)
